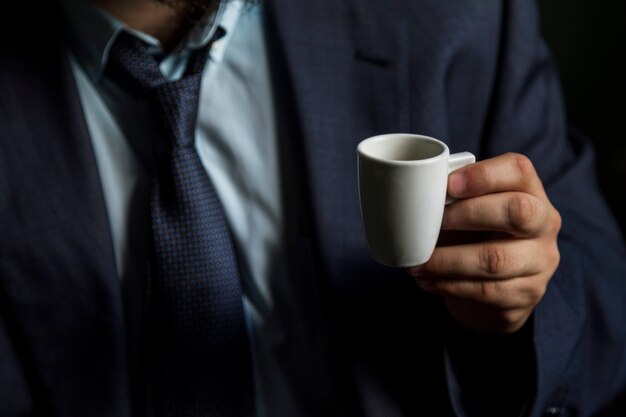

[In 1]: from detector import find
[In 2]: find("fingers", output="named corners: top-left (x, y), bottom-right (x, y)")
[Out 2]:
top-left (414, 274), bottom-right (548, 311)
top-left (409, 152), bottom-right (561, 334)
top-left (410, 238), bottom-right (559, 280)
top-left (448, 153), bottom-right (547, 200)
top-left (442, 191), bottom-right (560, 237)
top-left (406, 232), bottom-right (560, 314)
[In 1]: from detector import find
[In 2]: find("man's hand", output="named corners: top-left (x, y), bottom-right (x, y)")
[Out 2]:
top-left (407, 153), bottom-right (562, 335)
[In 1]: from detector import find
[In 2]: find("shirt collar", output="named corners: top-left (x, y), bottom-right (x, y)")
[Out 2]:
top-left (60, 0), bottom-right (243, 82)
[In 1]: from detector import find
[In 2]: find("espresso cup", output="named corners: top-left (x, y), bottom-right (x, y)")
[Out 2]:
top-left (357, 133), bottom-right (475, 267)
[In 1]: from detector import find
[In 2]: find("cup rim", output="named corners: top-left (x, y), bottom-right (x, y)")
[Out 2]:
top-left (357, 133), bottom-right (450, 166)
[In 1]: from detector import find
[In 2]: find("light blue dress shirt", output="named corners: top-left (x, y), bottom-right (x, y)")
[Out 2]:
top-left (60, 1), bottom-right (334, 415)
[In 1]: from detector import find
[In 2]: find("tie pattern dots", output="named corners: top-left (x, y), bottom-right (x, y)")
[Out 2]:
top-left (107, 31), bottom-right (254, 417)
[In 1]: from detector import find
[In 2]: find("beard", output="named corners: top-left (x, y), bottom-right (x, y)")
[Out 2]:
top-left (156, 0), bottom-right (224, 23)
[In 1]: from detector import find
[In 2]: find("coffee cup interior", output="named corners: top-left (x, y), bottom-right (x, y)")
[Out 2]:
top-left (358, 135), bottom-right (445, 162)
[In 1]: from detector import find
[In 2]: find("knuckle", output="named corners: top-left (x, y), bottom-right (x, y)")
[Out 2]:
top-left (466, 163), bottom-right (493, 192)
top-left (551, 208), bottom-right (563, 234)
top-left (480, 244), bottom-right (507, 276)
top-left (509, 153), bottom-right (536, 180)
top-left (548, 244), bottom-right (561, 270)
top-left (527, 282), bottom-right (548, 305)
top-left (508, 194), bottom-right (537, 232)
top-left (478, 281), bottom-right (502, 303)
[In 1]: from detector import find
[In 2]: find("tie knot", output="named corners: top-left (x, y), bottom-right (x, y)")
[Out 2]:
top-left (106, 30), bottom-right (219, 93)
top-left (105, 29), bottom-right (224, 152)
top-left (107, 32), bottom-right (168, 91)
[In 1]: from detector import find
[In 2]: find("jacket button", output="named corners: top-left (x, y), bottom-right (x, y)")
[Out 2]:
top-left (543, 406), bottom-right (565, 416)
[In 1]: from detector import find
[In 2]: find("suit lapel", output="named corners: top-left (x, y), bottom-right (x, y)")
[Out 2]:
top-left (265, 7), bottom-right (459, 414)
top-left (0, 3), bottom-right (416, 414)
top-left (266, 0), bottom-right (410, 289)
top-left (0, 39), bottom-right (129, 416)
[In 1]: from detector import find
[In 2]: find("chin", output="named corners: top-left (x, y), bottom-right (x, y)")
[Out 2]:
top-left (157, 0), bottom-right (222, 22)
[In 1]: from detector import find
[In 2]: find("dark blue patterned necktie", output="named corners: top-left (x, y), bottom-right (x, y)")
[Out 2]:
top-left (107, 31), bottom-right (254, 417)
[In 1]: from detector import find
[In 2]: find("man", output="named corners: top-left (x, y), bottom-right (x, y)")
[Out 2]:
top-left (1, 0), bottom-right (625, 416)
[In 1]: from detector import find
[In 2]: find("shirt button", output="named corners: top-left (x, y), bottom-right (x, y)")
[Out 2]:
top-left (212, 40), bottom-right (223, 53)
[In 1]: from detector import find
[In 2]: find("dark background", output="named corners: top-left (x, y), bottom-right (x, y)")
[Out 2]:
top-left (538, 0), bottom-right (626, 237)
top-left (539, 3), bottom-right (626, 415)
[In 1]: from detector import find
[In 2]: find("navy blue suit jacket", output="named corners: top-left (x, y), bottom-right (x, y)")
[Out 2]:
top-left (1, 1), bottom-right (625, 416)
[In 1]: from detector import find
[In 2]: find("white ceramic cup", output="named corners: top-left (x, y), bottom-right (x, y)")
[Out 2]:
top-left (357, 133), bottom-right (475, 267)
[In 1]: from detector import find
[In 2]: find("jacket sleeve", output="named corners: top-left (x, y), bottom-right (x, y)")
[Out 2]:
top-left (444, 1), bottom-right (626, 416)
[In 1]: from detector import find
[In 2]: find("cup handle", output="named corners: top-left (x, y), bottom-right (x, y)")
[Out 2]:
top-left (446, 152), bottom-right (475, 204)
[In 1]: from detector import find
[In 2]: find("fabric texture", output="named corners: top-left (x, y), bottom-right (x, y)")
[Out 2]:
top-left (1, 1), bottom-right (625, 417)
top-left (66, 4), bottom-right (323, 415)
top-left (106, 31), bottom-right (254, 416)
